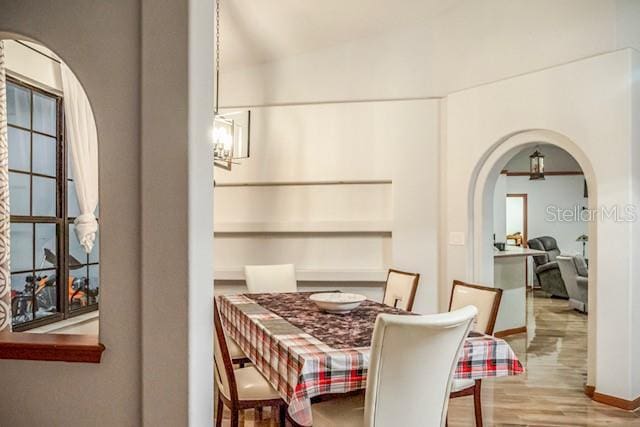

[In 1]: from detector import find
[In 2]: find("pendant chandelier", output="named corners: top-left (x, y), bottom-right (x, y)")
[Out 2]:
top-left (529, 146), bottom-right (545, 180)
top-left (213, 0), bottom-right (250, 170)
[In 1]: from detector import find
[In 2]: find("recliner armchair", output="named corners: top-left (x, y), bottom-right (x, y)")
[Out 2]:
top-left (527, 236), bottom-right (568, 298)
top-left (557, 255), bottom-right (588, 313)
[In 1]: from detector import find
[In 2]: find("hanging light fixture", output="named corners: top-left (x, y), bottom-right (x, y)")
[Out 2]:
top-left (213, 0), bottom-right (250, 170)
top-left (529, 146), bottom-right (545, 180)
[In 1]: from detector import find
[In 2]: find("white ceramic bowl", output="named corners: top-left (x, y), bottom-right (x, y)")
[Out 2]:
top-left (309, 292), bottom-right (367, 314)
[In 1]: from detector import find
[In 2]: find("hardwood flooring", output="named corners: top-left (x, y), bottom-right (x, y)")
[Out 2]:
top-left (219, 291), bottom-right (640, 426)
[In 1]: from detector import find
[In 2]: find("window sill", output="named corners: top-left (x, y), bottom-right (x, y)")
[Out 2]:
top-left (0, 332), bottom-right (105, 363)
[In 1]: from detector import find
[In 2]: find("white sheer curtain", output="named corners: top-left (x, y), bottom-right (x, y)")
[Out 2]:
top-left (0, 41), bottom-right (11, 331)
top-left (60, 63), bottom-right (99, 253)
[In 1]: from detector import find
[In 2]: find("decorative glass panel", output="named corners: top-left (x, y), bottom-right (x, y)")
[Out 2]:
top-left (9, 172), bottom-right (30, 215)
top-left (32, 176), bottom-right (56, 217)
top-left (67, 180), bottom-right (80, 218)
top-left (10, 223), bottom-right (33, 272)
top-left (32, 134), bottom-right (57, 177)
top-left (8, 127), bottom-right (30, 172)
top-left (88, 264), bottom-right (99, 304)
top-left (33, 93), bottom-right (57, 136)
top-left (11, 272), bottom-right (33, 324)
top-left (6, 83), bottom-right (31, 129)
top-left (34, 269), bottom-right (57, 319)
top-left (35, 223), bottom-right (57, 269)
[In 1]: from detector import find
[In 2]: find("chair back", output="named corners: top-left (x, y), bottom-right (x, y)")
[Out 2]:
top-left (557, 255), bottom-right (588, 312)
top-left (383, 269), bottom-right (420, 311)
top-left (363, 305), bottom-right (477, 427)
top-left (214, 302), bottom-right (238, 403)
top-left (244, 264), bottom-right (297, 293)
top-left (557, 255), bottom-right (578, 290)
top-left (527, 236), bottom-right (561, 266)
top-left (449, 280), bottom-right (502, 334)
top-left (574, 255), bottom-right (588, 277)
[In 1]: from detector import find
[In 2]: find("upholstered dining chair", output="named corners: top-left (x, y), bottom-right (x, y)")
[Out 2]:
top-left (382, 269), bottom-right (420, 311)
top-left (448, 280), bottom-right (503, 427)
top-left (214, 303), bottom-right (286, 427)
top-left (244, 264), bottom-right (298, 294)
top-left (309, 305), bottom-right (478, 427)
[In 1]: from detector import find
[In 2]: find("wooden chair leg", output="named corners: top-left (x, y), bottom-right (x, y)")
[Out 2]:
top-left (473, 380), bottom-right (483, 427)
top-left (215, 395), bottom-right (223, 427)
top-left (229, 408), bottom-right (239, 427)
top-left (278, 404), bottom-right (287, 427)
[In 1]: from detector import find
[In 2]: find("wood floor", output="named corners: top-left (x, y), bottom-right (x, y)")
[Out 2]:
top-left (219, 291), bottom-right (640, 426)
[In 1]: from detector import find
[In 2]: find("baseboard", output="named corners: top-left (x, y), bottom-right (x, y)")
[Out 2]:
top-left (592, 391), bottom-right (640, 411)
top-left (584, 385), bottom-right (595, 398)
top-left (494, 326), bottom-right (526, 338)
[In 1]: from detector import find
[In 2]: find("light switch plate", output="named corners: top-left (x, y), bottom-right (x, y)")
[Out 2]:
top-left (449, 231), bottom-right (465, 246)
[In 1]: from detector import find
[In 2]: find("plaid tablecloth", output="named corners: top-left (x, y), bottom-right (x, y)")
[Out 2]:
top-left (218, 293), bottom-right (524, 426)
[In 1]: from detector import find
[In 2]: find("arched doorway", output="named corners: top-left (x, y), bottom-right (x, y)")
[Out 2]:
top-left (468, 129), bottom-right (597, 388)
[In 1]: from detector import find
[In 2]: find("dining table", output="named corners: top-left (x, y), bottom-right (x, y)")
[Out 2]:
top-left (217, 291), bottom-right (524, 426)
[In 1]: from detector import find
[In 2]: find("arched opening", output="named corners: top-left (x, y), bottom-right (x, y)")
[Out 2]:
top-left (468, 129), bottom-right (597, 389)
top-left (0, 37), bottom-right (100, 335)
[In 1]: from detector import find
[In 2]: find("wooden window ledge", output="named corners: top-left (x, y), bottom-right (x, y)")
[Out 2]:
top-left (0, 332), bottom-right (105, 363)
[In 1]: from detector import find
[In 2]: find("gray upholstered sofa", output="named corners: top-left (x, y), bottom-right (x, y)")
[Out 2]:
top-left (527, 236), bottom-right (568, 298)
top-left (557, 255), bottom-right (588, 313)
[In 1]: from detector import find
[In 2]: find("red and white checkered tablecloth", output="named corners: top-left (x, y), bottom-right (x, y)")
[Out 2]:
top-left (218, 293), bottom-right (524, 426)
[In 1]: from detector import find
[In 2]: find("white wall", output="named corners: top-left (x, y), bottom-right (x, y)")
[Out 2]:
top-left (141, 0), bottom-right (214, 425)
top-left (222, 0), bottom-right (640, 107)
top-left (444, 49), bottom-right (638, 402)
top-left (493, 174), bottom-right (506, 242)
top-left (214, 99), bottom-right (440, 313)
top-left (630, 48), bottom-right (640, 399)
top-left (506, 175), bottom-right (588, 256)
top-left (0, 0), bottom-right (214, 425)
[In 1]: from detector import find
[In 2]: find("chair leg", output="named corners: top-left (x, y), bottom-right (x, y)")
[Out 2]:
top-left (230, 408), bottom-right (239, 427)
top-left (473, 381), bottom-right (483, 427)
top-left (278, 404), bottom-right (287, 427)
top-left (215, 395), bottom-right (223, 427)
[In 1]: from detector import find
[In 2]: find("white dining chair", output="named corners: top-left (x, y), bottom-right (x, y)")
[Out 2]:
top-left (382, 269), bottom-right (420, 311)
top-left (214, 303), bottom-right (286, 427)
top-left (310, 305), bottom-right (478, 427)
top-left (448, 280), bottom-right (503, 427)
top-left (244, 264), bottom-right (297, 293)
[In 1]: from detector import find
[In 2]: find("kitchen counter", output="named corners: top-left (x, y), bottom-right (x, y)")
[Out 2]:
top-left (494, 246), bottom-right (545, 335)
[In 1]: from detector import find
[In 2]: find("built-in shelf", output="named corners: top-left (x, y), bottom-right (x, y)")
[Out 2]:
top-left (215, 268), bottom-right (388, 282)
top-left (215, 179), bottom-right (392, 188)
top-left (214, 221), bottom-right (392, 234)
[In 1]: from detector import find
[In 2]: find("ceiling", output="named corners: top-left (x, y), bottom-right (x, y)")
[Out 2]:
top-left (220, 0), bottom-right (461, 68)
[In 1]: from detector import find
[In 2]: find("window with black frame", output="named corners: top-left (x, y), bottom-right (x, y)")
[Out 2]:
top-left (7, 77), bottom-right (99, 331)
